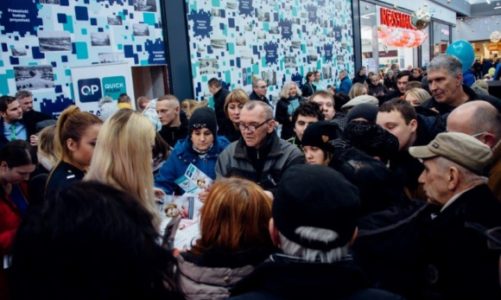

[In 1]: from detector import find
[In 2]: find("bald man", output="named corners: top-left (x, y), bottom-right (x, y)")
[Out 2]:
top-left (447, 100), bottom-right (501, 202)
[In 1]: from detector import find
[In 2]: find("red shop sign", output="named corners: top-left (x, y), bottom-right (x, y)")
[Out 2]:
top-left (380, 7), bottom-right (414, 30)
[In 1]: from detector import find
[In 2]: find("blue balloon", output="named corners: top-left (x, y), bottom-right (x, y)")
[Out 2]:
top-left (446, 40), bottom-right (475, 73)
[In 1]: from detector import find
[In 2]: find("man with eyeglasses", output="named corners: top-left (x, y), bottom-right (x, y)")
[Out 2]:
top-left (249, 79), bottom-right (271, 105)
top-left (447, 100), bottom-right (501, 202)
top-left (216, 101), bottom-right (303, 194)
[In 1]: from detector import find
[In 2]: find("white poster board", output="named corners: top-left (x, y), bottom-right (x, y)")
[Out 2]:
top-left (70, 62), bottom-right (135, 113)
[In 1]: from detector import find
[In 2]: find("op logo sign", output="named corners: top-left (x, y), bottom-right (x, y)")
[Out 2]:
top-left (78, 78), bottom-right (102, 103)
top-left (77, 76), bottom-right (126, 102)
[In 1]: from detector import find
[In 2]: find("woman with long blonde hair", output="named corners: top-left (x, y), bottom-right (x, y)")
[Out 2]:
top-left (175, 177), bottom-right (276, 299)
top-left (85, 109), bottom-right (159, 227)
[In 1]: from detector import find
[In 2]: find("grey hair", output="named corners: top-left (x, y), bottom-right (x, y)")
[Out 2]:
top-left (428, 54), bottom-right (462, 76)
top-left (243, 100), bottom-right (273, 119)
top-left (434, 156), bottom-right (485, 181)
top-left (279, 81), bottom-right (302, 99)
top-left (278, 227), bottom-right (350, 263)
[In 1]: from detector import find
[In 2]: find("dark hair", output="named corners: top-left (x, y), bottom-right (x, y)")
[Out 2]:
top-left (0, 95), bottom-right (17, 112)
top-left (396, 70), bottom-right (411, 80)
top-left (117, 93), bottom-right (131, 103)
top-left (0, 140), bottom-right (37, 168)
top-left (378, 98), bottom-right (417, 124)
top-left (0, 140), bottom-right (35, 168)
top-left (11, 181), bottom-right (183, 300)
top-left (334, 93), bottom-right (350, 112)
top-left (152, 132), bottom-right (171, 162)
top-left (305, 71), bottom-right (315, 82)
top-left (291, 101), bottom-right (324, 125)
top-left (15, 90), bottom-right (33, 100)
top-left (208, 77), bottom-right (221, 88)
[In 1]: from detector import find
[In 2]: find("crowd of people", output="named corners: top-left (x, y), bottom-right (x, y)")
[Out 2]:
top-left (0, 53), bottom-right (501, 300)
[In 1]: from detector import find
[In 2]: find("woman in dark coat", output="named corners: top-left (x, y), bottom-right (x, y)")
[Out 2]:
top-left (275, 81), bottom-right (304, 140)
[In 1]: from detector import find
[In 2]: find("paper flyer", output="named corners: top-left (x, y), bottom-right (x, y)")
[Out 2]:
top-left (174, 163), bottom-right (212, 194)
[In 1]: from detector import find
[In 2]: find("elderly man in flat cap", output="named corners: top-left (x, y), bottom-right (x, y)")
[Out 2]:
top-left (410, 132), bottom-right (501, 300)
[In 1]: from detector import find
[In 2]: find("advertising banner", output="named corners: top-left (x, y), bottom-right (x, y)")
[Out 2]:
top-left (70, 62), bottom-right (135, 113)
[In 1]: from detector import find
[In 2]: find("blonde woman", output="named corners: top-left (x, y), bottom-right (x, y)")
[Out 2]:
top-left (85, 109), bottom-right (160, 227)
top-left (276, 81), bottom-right (303, 139)
top-left (45, 105), bottom-right (102, 197)
top-left (404, 88), bottom-right (431, 107)
top-left (348, 82), bottom-right (368, 99)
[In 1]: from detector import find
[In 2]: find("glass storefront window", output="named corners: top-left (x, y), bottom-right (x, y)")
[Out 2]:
top-left (360, 1), bottom-right (418, 73)
top-left (432, 22), bottom-right (451, 59)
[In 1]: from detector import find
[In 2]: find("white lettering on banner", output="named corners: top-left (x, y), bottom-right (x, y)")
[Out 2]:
top-left (80, 85), bottom-right (100, 96)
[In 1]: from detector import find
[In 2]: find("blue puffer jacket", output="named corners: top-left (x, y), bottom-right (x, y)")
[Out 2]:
top-left (154, 136), bottom-right (230, 195)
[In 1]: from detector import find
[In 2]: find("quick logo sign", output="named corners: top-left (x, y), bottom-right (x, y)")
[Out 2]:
top-left (102, 76), bottom-right (126, 100)
top-left (78, 78), bottom-right (102, 103)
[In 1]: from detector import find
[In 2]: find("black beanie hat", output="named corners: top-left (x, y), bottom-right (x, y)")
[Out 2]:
top-left (346, 103), bottom-right (378, 124)
top-left (189, 107), bottom-right (217, 135)
top-left (301, 121), bottom-right (341, 152)
top-left (343, 122), bottom-right (399, 162)
top-left (274, 164), bottom-right (360, 250)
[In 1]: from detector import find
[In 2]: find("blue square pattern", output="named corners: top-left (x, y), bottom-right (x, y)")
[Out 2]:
top-left (55, 85), bottom-right (63, 93)
top-left (32, 47), bottom-right (45, 59)
top-left (98, 27), bottom-right (103, 32)
top-left (62, 55), bottom-right (68, 62)
top-left (60, 0), bottom-right (69, 5)
top-left (1, 43), bottom-right (7, 52)
top-left (228, 18), bottom-right (235, 28)
top-left (124, 45), bottom-right (134, 58)
top-left (9, 56), bottom-right (19, 65)
top-left (75, 6), bottom-right (89, 21)
top-left (51, 61), bottom-right (57, 67)
top-left (57, 13), bottom-right (67, 23)
top-left (90, 18), bottom-right (97, 25)
top-left (136, 45), bottom-right (142, 52)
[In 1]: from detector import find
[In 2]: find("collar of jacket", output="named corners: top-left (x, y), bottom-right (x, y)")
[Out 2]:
top-left (234, 133), bottom-right (282, 160)
top-left (177, 137), bottom-right (222, 161)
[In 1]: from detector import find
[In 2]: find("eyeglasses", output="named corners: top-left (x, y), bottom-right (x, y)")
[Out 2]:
top-left (239, 119), bottom-right (272, 132)
top-left (258, 85), bottom-right (267, 89)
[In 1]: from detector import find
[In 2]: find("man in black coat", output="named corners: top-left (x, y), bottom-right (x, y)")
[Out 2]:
top-left (15, 90), bottom-right (53, 142)
top-left (249, 79), bottom-right (270, 105)
top-left (410, 132), bottom-right (501, 300)
top-left (422, 54), bottom-right (501, 114)
top-left (208, 78), bottom-right (230, 125)
top-left (156, 95), bottom-right (188, 147)
top-left (230, 165), bottom-right (403, 300)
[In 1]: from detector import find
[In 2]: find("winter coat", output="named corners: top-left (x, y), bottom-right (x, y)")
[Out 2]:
top-left (275, 96), bottom-right (303, 140)
top-left (421, 84), bottom-right (501, 114)
top-left (421, 184), bottom-right (501, 300)
top-left (229, 254), bottom-right (404, 300)
top-left (176, 246), bottom-right (274, 300)
top-left (215, 133), bottom-right (304, 191)
top-left (155, 136), bottom-right (230, 195)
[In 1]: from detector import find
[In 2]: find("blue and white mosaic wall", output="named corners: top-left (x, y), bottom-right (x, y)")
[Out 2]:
top-left (186, 0), bottom-right (355, 101)
top-left (0, 0), bottom-right (165, 115)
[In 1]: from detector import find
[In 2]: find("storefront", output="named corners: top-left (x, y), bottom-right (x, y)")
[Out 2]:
top-left (472, 41), bottom-right (501, 61)
top-left (360, 2), bottom-right (420, 73)
top-left (431, 20), bottom-right (452, 59)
